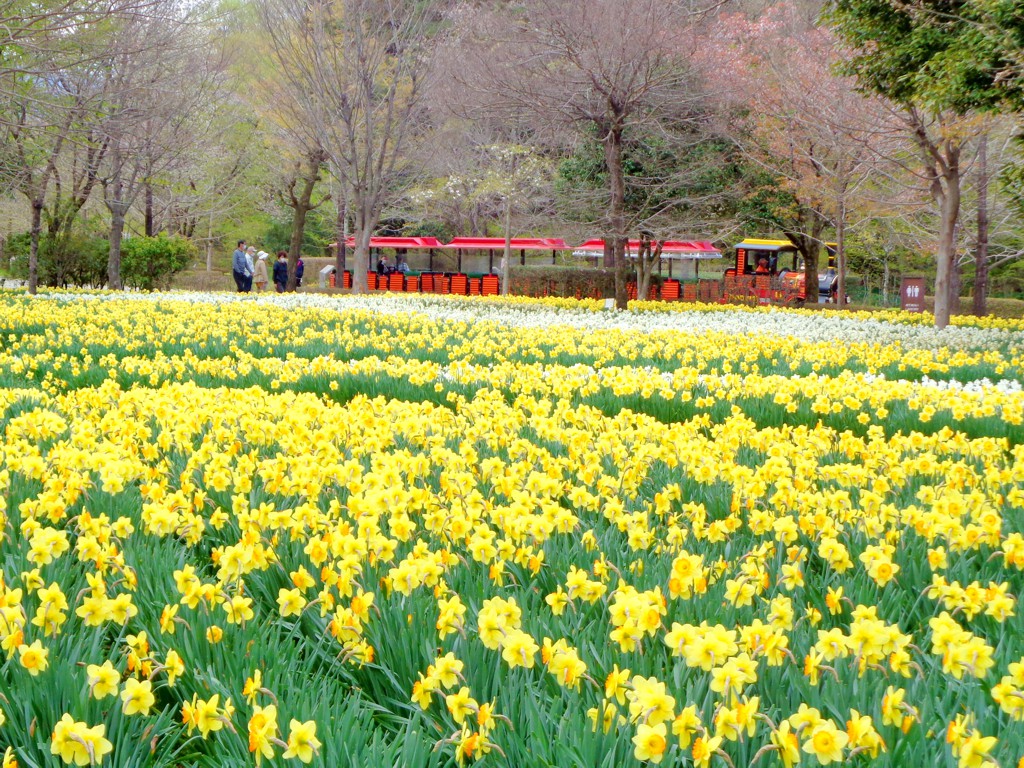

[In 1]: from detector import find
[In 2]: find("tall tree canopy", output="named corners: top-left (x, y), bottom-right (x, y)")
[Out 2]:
top-left (825, 0), bottom-right (1014, 326)
top-left (827, 0), bottom-right (1024, 112)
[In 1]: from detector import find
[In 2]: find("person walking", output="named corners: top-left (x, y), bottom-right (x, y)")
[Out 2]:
top-left (232, 240), bottom-right (248, 292)
top-left (295, 257), bottom-right (304, 290)
top-left (243, 247), bottom-right (256, 292)
top-left (273, 251), bottom-right (288, 293)
top-left (253, 252), bottom-right (269, 292)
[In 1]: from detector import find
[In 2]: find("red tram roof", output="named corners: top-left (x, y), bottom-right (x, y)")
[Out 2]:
top-left (333, 237), bottom-right (444, 249)
top-left (575, 239), bottom-right (721, 255)
top-left (327, 235), bottom-right (719, 256)
top-left (441, 237), bottom-right (570, 250)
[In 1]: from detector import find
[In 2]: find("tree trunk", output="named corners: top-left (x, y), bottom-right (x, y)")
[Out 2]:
top-left (933, 150), bottom-right (961, 329)
top-left (637, 238), bottom-right (662, 301)
top-left (352, 229), bottom-right (372, 293)
top-left (787, 213), bottom-right (824, 305)
top-left (145, 182), bottom-right (154, 236)
top-left (603, 120), bottom-right (628, 309)
top-left (108, 206), bottom-right (126, 290)
top-left (105, 144), bottom-right (127, 291)
top-left (882, 260), bottom-right (890, 306)
top-left (803, 243), bottom-right (819, 305)
top-left (950, 246), bottom-right (962, 316)
top-left (287, 162), bottom-right (320, 292)
top-left (351, 198), bottom-right (374, 294)
top-left (908, 111), bottom-right (962, 329)
top-left (836, 200), bottom-right (846, 306)
top-left (336, 194), bottom-right (347, 281)
top-left (501, 198), bottom-right (512, 296)
top-left (47, 166), bottom-right (103, 273)
top-left (206, 215), bottom-right (213, 272)
top-left (637, 239), bottom-right (651, 300)
top-left (973, 134), bottom-right (989, 317)
top-left (28, 199), bottom-right (42, 295)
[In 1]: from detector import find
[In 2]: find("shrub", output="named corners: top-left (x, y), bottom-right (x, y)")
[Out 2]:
top-left (6, 231), bottom-right (108, 287)
top-left (510, 265), bottom-right (664, 299)
top-left (121, 235), bottom-right (198, 290)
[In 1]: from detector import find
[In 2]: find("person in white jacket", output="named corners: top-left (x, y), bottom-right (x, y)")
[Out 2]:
top-left (253, 252), bottom-right (269, 292)
top-left (243, 247), bottom-right (256, 292)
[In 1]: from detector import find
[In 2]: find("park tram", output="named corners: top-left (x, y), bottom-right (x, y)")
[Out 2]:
top-left (728, 239), bottom-right (839, 304)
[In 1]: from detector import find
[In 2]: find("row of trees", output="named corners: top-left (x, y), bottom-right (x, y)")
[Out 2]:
top-left (0, 0), bottom-right (270, 290)
top-left (2, 0), bottom-right (1022, 324)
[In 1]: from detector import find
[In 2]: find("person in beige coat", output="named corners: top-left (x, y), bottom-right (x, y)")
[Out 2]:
top-left (253, 252), bottom-right (269, 292)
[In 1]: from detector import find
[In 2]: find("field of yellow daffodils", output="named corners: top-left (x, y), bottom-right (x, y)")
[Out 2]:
top-left (0, 290), bottom-right (1022, 768)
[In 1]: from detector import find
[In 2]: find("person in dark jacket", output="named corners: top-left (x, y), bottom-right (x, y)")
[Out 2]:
top-left (232, 240), bottom-right (248, 292)
top-left (295, 258), bottom-right (304, 290)
top-left (273, 252), bottom-right (288, 293)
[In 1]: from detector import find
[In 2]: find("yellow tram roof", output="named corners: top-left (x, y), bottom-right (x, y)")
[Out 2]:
top-left (734, 239), bottom-right (838, 251)
top-left (735, 239), bottom-right (796, 251)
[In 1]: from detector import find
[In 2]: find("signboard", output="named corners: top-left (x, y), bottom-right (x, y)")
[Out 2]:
top-left (900, 276), bottom-right (926, 312)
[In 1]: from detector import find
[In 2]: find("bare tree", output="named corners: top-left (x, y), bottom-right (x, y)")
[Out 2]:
top-left (99, 2), bottom-right (224, 288)
top-left (404, 123), bottom-right (529, 240)
top-left (257, 0), bottom-right (442, 293)
top-left (0, 0), bottom-right (155, 104)
top-left (0, 0), bottom-right (145, 57)
top-left (237, 5), bottom-right (331, 289)
top-left (408, 139), bottom-right (553, 293)
top-left (954, 121), bottom-right (1023, 315)
top-left (973, 132), bottom-right (990, 316)
top-left (279, 148), bottom-right (329, 290)
top-left (0, 0), bottom-right (147, 292)
top-left (153, 117), bottom-right (274, 272)
top-left (5, 92), bottom-right (76, 293)
top-left (44, 110), bottom-right (110, 284)
top-left (459, 0), bottom-right (721, 309)
top-left (899, 107), bottom-right (970, 327)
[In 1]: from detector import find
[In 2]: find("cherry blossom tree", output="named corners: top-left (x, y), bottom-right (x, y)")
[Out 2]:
top-left (711, 2), bottom-right (896, 303)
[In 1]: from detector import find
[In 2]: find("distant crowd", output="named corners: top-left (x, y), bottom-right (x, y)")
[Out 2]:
top-left (232, 240), bottom-right (304, 293)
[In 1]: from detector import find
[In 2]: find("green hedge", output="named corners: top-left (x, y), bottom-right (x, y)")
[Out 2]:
top-left (6, 231), bottom-right (109, 287)
top-left (510, 266), bottom-right (666, 299)
top-left (6, 232), bottom-right (198, 289)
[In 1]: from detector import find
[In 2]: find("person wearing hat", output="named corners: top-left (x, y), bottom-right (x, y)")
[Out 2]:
top-left (253, 251), bottom-right (269, 292)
